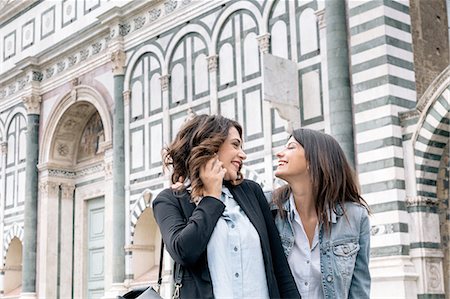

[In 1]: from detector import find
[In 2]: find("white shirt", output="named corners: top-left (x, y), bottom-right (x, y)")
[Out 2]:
top-left (207, 187), bottom-right (269, 299)
top-left (287, 194), bottom-right (324, 299)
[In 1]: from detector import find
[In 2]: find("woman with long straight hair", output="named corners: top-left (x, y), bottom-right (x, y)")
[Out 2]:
top-left (152, 114), bottom-right (300, 299)
top-left (271, 128), bottom-right (370, 299)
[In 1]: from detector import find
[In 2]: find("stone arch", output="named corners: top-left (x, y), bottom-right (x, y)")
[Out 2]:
top-left (164, 24), bottom-right (212, 74)
top-left (40, 85), bottom-right (112, 165)
top-left (124, 44), bottom-right (165, 91)
top-left (3, 223), bottom-right (23, 265)
top-left (211, 1), bottom-right (263, 50)
top-left (129, 189), bottom-right (160, 283)
top-left (262, 0), bottom-right (278, 32)
top-left (130, 189), bottom-right (153, 239)
top-left (413, 66), bottom-right (450, 200)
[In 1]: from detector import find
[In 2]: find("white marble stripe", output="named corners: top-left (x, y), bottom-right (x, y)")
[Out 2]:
top-left (369, 209), bottom-right (410, 225)
top-left (349, 5), bottom-right (411, 28)
top-left (353, 84), bottom-right (416, 104)
top-left (357, 146), bottom-right (404, 164)
top-left (362, 189), bottom-right (406, 205)
top-left (417, 127), bottom-right (450, 144)
top-left (415, 157), bottom-right (441, 169)
top-left (356, 125), bottom-right (402, 144)
top-left (359, 167), bottom-right (405, 185)
top-left (371, 233), bottom-right (411, 247)
top-left (352, 44), bottom-right (414, 66)
top-left (416, 183), bottom-right (437, 194)
top-left (349, 6), bottom-right (385, 28)
top-left (415, 142), bottom-right (445, 155)
top-left (351, 24), bottom-right (412, 47)
top-left (354, 105), bottom-right (404, 124)
top-left (415, 170), bottom-right (439, 181)
top-left (352, 64), bottom-right (415, 85)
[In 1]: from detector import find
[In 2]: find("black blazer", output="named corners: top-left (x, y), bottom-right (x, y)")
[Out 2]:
top-left (152, 179), bottom-right (300, 299)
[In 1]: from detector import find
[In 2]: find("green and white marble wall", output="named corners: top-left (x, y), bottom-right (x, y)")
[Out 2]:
top-left (348, 0), bottom-right (417, 296)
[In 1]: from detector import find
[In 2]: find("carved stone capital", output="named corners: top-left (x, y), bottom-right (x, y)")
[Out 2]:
top-left (257, 33), bottom-right (271, 54)
top-left (105, 161), bottom-right (113, 178)
top-left (39, 181), bottom-right (60, 197)
top-left (160, 75), bottom-right (170, 91)
top-left (207, 55), bottom-right (218, 72)
top-left (0, 142), bottom-right (7, 155)
top-left (111, 50), bottom-right (126, 75)
top-left (315, 9), bottom-right (326, 29)
top-left (61, 183), bottom-right (75, 200)
top-left (22, 94), bottom-right (42, 115)
top-left (123, 90), bottom-right (131, 106)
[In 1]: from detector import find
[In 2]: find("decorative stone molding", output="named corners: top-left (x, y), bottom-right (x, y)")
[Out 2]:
top-left (111, 50), bottom-right (126, 75)
top-left (45, 67), bottom-right (54, 79)
top-left (56, 143), bottom-right (69, 156)
top-left (123, 90), bottom-right (131, 106)
top-left (80, 48), bottom-right (89, 61)
top-left (134, 16), bottom-right (146, 30)
top-left (104, 161), bottom-right (113, 177)
top-left (48, 169), bottom-right (76, 179)
top-left (160, 75), bottom-right (170, 91)
top-left (257, 33), bottom-right (271, 54)
top-left (77, 163), bottom-right (104, 177)
top-left (426, 260), bottom-right (443, 292)
top-left (119, 23), bottom-right (131, 36)
top-left (57, 61), bottom-right (66, 73)
top-left (0, 142), bottom-right (7, 155)
top-left (92, 42), bottom-right (102, 55)
top-left (164, 0), bottom-right (177, 14)
top-left (22, 94), bottom-right (42, 115)
top-left (315, 9), bottom-right (326, 29)
top-left (406, 196), bottom-right (439, 207)
top-left (149, 8), bottom-right (161, 22)
top-left (61, 183), bottom-right (75, 200)
top-left (31, 71), bottom-right (43, 82)
top-left (68, 55), bottom-right (77, 67)
top-left (370, 224), bottom-right (395, 236)
top-left (207, 55), bottom-right (218, 73)
top-left (71, 77), bottom-right (79, 87)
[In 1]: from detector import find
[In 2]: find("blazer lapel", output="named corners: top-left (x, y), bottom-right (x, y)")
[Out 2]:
top-left (228, 183), bottom-right (267, 240)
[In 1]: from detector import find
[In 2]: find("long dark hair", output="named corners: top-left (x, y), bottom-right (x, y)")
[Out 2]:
top-left (272, 128), bottom-right (369, 232)
top-left (163, 114), bottom-right (244, 202)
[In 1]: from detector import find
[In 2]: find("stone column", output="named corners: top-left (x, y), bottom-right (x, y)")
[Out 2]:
top-left (207, 55), bottom-right (218, 114)
top-left (0, 142), bottom-right (6, 296)
top-left (111, 49), bottom-right (126, 285)
top-left (59, 183), bottom-right (75, 299)
top-left (325, 0), bottom-right (355, 166)
top-left (37, 179), bottom-right (60, 299)
top-left (21, 94), bottom-right (41, 297)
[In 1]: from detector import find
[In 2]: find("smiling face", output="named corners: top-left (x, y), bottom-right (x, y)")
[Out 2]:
top-left (217, 126), bottom-right (247, 181)
top-left (275, 136), bottom-right (308, 182)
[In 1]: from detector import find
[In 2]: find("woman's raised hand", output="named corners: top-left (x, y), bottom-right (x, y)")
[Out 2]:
top-left (200, 156), bottom-right (226, 199)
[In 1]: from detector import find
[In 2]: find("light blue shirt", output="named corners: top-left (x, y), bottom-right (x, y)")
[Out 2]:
top-left (207, 187), bottom-right (269, 299)
top-left (288, 194), bottom-right (324, 299)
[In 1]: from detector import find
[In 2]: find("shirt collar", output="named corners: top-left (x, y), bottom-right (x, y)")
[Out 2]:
top-left (222, 185), bottom-right (233, 199)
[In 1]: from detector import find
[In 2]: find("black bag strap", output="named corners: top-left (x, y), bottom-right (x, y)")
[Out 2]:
top-left (156, 238), bottom-right (164, 291)
top-left (172, 195), bottom-right (186, 299)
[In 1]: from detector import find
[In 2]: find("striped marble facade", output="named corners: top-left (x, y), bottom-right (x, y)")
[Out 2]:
top-left (0, 0), bottom-right (449, 298)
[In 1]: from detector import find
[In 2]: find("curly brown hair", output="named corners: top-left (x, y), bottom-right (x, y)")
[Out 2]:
top-left (163, 114), bottom-right (244, 202)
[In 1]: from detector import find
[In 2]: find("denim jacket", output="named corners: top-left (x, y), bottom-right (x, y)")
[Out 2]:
top-left (271, 200), bottom-right (371, 299)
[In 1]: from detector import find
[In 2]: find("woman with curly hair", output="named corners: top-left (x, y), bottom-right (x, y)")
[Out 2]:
top-left (271, 128), bottom-right (371, 299)
top-left (152, 114), bottom-right (300, 299)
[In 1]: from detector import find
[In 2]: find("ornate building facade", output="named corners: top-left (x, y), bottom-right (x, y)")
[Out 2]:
top-left (0, 0), bottom-right (449, 298)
